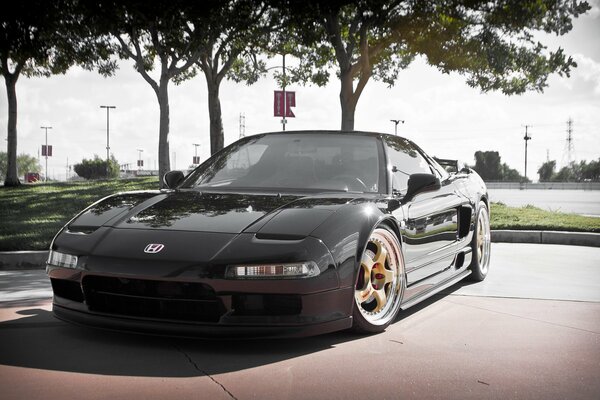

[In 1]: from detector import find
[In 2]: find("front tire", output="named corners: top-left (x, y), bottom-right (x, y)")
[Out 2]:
top-left (352, 226), bottom-right (405, 334)
top-left (468, 201), bottom-right (491, 281)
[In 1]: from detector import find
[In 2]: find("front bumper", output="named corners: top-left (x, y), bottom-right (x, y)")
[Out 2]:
top-left (47, 265), bottom-right (354, 338)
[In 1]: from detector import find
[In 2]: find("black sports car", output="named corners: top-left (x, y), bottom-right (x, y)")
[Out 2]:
top-left (47, 131), bottom-right (490, 337)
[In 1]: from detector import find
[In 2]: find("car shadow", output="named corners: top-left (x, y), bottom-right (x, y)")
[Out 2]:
top-left (0, 281), bottom-right (464, 377)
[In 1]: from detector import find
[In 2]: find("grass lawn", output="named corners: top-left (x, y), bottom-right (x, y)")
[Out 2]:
top-left (0, 178), bottom-right (159, 251)
top-left (1, 179), bottom-right (598, 251)
top-left (490, 202), bottom-right (600, 233)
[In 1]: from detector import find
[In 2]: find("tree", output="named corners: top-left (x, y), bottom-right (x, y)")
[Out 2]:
top-left (550, 159), bottom-right (600, 182)
top-left (472, 150), bottom-right (527, 182)
top-left (580, 159), bottom-right (600, 181)
top-left (90, 1), bottom-right (206, 184)
top-left (0, 152), bottom-right (41, 179)
top-left (282, 0), bottom-right (590, 131)
top-left (473, 151), bottom-right (502, 181)
top-left (537, 160), bottom-right (556, 182)
top-left (192, 1), bottom-right (282, 155)
top-left (74, 155), bottom-right (119, 180)
top-left (0, 0), bottom-right (115, 186)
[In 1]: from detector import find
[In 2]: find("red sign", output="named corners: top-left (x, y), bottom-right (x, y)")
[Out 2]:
top-left (42, 145), bottom-right (53, 157)
top-left (274, 91), bottom-right (296, 117)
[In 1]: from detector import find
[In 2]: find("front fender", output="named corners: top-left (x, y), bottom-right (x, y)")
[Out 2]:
top-left (310, 199), bottom-right (401, 288)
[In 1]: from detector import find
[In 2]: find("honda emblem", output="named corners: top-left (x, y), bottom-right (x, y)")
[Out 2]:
top-left (144, 243), bottom-right (165, 254)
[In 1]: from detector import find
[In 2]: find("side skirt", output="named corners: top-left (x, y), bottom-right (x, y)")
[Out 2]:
top-left (400, 269), bottom-right (471, 310)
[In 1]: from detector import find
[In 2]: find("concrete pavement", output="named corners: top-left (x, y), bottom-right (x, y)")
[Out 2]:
top-left (1, 243), bottom-right (599, 399)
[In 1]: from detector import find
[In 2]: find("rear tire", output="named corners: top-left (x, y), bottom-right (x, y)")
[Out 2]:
top-left (468, 201), bottom-right (491, 282)
top-left (352, 226), bottom-right (405, 334)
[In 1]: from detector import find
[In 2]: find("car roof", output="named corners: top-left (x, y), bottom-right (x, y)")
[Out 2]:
top-left (246, 130), bottom-right (408, 142)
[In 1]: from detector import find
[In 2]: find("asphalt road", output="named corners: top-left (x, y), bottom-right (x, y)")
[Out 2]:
top-left (1, 243), bottom-right (599, 400)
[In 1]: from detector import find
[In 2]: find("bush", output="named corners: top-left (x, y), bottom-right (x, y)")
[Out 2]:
top-left (74, 155), bottom-right (119, 180)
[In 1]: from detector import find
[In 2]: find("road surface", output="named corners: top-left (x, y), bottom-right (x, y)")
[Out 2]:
top-left (1, 243), bottom-right (599, 400)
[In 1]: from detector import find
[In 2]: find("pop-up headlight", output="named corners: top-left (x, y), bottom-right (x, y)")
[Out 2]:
top-left (47, 250), bottom-right (78, 269)
top-left (226, 262), bottom-right (320, 279)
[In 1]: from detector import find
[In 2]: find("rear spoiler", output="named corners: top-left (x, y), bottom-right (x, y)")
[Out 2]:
top-left (433, 157), bottom-right (459, 173)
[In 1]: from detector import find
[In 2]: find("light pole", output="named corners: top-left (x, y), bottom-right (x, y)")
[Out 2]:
top-left (193, 143), bottom-right (201, 165)
top-left (100, 105), bottom-right (116, 177)
top-left (266, 54), bottom-right (290, 131)
top-left (523, 125), bottom-right (532, 182)
top-left (137, 149), bottom-right (144, 171)
top-left (40, 126), bottom-right (52, 182)
top-left (390, 119), bottom-right (404, 135)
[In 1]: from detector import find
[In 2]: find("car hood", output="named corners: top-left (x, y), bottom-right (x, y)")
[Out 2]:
top-left (67, 190), bottom-right (355, 236)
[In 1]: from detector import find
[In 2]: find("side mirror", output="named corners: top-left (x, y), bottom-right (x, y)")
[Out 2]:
top-left (402, 173), bottom-right (441, 204)
top-left (163, 170), bottom-right (184, 189)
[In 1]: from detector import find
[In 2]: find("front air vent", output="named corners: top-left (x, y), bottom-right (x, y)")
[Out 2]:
top-left (232, 294), bottom-right (302, 316)
top-left (51, 278), bottom-right (84, 302)
top-left (82, 276), bottom-right (225, 323)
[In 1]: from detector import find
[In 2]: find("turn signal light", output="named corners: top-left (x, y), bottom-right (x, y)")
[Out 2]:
top-left (226, 262), bottom-right (320, 279)
top-left (47, 250), bottom-right (78, 269)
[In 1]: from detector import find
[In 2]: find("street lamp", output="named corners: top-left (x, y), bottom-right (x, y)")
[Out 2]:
top-left (266, 54), bottom-right (290, 131)
top-left (390, 119), bottom-right (404, 136)
top-left (40, 126), bottom-right (52, 182)
top-left (137, 148), bottom-right (144, 171)
top-left (193, 143), bottom-right (201, 165)
top-left (523, 125), bottom-right (532, 182)
top-left (100, 105), bottom-right (116, 177)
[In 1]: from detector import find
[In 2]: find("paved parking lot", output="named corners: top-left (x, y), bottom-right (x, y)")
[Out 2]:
top-left (1, 243), bottom-right (599, 400)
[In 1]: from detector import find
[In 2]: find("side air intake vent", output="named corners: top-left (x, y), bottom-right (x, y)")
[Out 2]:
top-left (458, 206), bottom-right (472, 238)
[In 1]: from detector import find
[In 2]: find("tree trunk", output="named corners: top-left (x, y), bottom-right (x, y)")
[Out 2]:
top-left (156, 79), bottom-right (170, 187)
top-left (4, 74), bottom-right (20, 186)
top-left (339, 69), bottom-right (357, 131)
top-left (206, 77), bottom-right (224, 155)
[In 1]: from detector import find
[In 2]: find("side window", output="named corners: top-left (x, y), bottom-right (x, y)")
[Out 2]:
top-left (384, 137), bottom-right (432, 192)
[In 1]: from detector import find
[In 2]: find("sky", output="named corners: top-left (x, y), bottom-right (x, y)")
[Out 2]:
top-left (1, 2), bottom-right (599, 182)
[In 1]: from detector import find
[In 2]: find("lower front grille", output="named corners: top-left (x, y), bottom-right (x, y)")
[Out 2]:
top-left (51, 278), bottom-right (84, 303)
top-left (82, 276), bottom-right (225, 323)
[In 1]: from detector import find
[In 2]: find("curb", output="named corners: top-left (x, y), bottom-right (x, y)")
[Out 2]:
top-left (0, 251), bottom-right (48, 271)
top-left (491, 230), bottom-right (600, 248)
top-left (1, 231), bottom-right (599, 271)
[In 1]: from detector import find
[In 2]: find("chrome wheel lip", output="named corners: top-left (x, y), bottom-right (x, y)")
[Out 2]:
top-left (354, 228), bottom-right (404, 326)
top-left (477, 206), bottom-right (491, 275)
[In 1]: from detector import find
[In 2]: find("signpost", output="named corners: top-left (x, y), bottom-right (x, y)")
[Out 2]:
top-left (272, 54), bottom-right (296, 130)
top-left (40, 126), bottom-right (52, 182)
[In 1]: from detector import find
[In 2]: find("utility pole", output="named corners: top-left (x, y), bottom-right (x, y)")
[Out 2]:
top-left (100, 105), bottom-right (116, 177)
top-left (523, 125), bottom-right (532, 181)
top-left (40, 126), bottom-right (52, 182)
top-left (390, 119), bottom-right (405, 135)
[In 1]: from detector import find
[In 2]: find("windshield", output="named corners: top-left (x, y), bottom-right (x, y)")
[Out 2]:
top-left (183, 133), bottom-right (382, 193)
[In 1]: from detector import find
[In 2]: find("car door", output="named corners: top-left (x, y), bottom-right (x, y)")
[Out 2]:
top-left (384, 137), bottom-right (466, 285)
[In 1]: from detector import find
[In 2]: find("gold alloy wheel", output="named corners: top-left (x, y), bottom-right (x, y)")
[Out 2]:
top-left (476, 206), bottom-right (491, 274)
top-left (354, 228), bottom-right (404, 326)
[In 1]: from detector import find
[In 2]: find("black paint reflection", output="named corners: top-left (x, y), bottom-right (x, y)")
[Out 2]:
top-left (125, 192), bottom-right (299, 232)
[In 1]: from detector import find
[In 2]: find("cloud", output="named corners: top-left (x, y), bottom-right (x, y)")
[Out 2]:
top-left (572, 54), bottom-right (600, 95)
